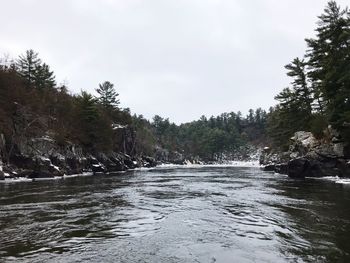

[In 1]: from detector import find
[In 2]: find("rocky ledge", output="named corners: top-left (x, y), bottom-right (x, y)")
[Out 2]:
top-left (0, 136), bottom-right (157, 181)
top-left (260, 129), bottom-right (350, 178)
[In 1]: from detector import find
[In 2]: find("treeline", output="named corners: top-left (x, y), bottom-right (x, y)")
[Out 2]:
top-left (0, 51), bottom-right (268, 162)
top-left (145, 109), bottom-right (267, 160)
top-left (267, 1), bottom-right (350, 149)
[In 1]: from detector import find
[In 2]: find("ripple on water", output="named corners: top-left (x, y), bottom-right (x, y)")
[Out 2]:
top-left (1, 167), bottom-right (350, 262)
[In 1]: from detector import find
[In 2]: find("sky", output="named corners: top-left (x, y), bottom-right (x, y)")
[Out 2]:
top-left (1, 0), bottom-right (349, 123)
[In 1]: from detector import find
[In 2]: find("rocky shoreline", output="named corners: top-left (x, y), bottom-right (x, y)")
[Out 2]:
top-left (260, 129), bottom-right (350, 178)
top-left (0, 135), bottom-right (158, 181)
top-left (0, 134), bottom-right (258, 181)
top-left (3, 129), bottom-right (348, 181)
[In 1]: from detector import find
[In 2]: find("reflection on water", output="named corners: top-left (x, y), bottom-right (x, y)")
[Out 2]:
top-left (0, 167), bottom-right (350, 262)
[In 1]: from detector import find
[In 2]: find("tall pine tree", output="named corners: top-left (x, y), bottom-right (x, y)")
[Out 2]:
top-left (306, 1), bottom-right (350, 134)
top-left (16, 50), bottom-right (56, 89)
top-left (16, 49), bottom-right (41, 88)
top-left (95, 81), bottom-right (120, 110)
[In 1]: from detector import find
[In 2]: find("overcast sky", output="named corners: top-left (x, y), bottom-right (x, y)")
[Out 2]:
top-left (1, 0), bottom-right (348, 123)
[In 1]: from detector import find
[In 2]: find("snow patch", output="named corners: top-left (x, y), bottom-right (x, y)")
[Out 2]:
top-left (50, 164), bottom-right (60, 171)
top-left (112, 123), bottom-right (127, 130)
top-left (0, 178), bottom-right (33, 183)
top-left (335, 179), bottom-right (350, 185)
top-left (63, 172), bottom-right (93, 178)
top-left (157, 161), bottom-right (260, 169)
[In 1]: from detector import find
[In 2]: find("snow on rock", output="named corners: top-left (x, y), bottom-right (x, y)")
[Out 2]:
top-left (112, 123), bottom-right (127, 130)
top-left (290, 131), bottom-right (320, 151)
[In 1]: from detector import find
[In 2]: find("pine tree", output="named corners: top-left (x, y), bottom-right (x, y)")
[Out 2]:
top-left (306, 1), bottom-right (350, 131)
top-left (267, 57), bottom-right (313, 147)
top-left (75, 91), bottom-right (100, 148)
top-left (16, 49), bottom-right (41, 88)
top-left (16, 50), bottom-right (56, 89)
top-left (34, 63), bottom-right (56, 89)
top-left (96, 81), bottom-right (120, 110)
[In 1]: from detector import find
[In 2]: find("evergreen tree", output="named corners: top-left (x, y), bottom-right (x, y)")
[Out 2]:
top-left (96, 81), bottom-right (120, 110)
top-left (74, 91), bottom-right (100, 149)
top-left (16, 49), bottom-right (41, 88)
top-left (16, 50), bottom-right (56, 89)
top-left (306, 1), bottom-right (350, 133)
top-left (34, 63), bottom-right (56, 89)
top-left (267, 57), bottom-right (314, 147)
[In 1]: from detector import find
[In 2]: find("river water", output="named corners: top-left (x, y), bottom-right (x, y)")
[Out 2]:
top-left (1, 166), bottom-right (350, 262)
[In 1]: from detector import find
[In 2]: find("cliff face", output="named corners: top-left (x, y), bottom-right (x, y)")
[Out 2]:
top-left (261, 129), bottom-right (350, 178)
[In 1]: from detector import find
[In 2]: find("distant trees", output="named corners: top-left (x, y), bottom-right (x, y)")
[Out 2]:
top-left (149, 110), bottom-right (267, 160)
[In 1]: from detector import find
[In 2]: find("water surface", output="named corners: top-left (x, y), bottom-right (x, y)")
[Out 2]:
top-left (1, 166), bottom-right (350, 262)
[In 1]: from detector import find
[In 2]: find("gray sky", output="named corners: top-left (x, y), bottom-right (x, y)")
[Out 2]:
top-left (1, 0), bottom-right (348, 123)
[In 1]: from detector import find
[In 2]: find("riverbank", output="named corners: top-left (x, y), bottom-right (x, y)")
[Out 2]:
top-left (0, 160), bottom-right (262, 183)
top-left (260, 129), bottom-right (350, 178)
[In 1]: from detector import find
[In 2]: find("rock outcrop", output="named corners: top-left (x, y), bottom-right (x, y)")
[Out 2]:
top-left (261, 128), bottom-right (350, 178)
top-left (0, 135), bottom-right (157, 180)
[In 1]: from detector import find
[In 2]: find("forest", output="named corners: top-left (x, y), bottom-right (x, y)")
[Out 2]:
top-left (0, 1), bottom-right (349, 164)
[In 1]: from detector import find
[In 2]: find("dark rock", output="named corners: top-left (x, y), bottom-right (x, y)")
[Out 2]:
top-left (2, 165), bottom-right (14, 174)
top-left (336, 159), bottom-right (350, 177)
top-left (89, 156), bottom-right (100, 165)
top-left (91, 164), bottom-right (106, 173)
top-left (123, 154), bottom-right (137, 169)
top-left (109, 156), bottom-right (126, 171)
top-left (0, 170), bottom-right (4, 180)
top-left (50, 153), bottom-right (66, 169)
top-left (28, 170), bottom-right (54, 179)
top-left (48, 165), bottom-right (64, 177)
top-left (97, 153), bottom-right (128, 172)
top-left (263, 164), bottom-right (275, 171)
top-left (17, 169), bottom-right (34, 178)
top-left (344, 145), bottom-right (350, 159)
top-left (287, 158), bottom-right (310, 178)
top-left (142, 156), bottom-right (157, 168)
top-left (66, 157), bottom-right (84, 174)
top-left (275, 163), bottom-right (288, 174)
top-left (10, 155), bottom-right (36, 169)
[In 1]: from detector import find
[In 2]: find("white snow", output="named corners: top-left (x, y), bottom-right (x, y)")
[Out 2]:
top-left (157, 161), bottom-right (260, 169)
top-left (63, 172), bottom-right (93, 178)
top-left (335, 179), bottom-right (350, 185)
top-left (50, 164), bottom-right (60, 171)
top-left (112, 123), bottom-right (127, 130)
top-left (38, 156), bottom-right (51, 162)
top-left (0, 177), bottom-right (33, 183)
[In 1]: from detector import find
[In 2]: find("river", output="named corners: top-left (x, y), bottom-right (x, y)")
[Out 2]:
top-left (1, 166), bottom-right (350, 262)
